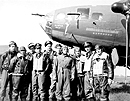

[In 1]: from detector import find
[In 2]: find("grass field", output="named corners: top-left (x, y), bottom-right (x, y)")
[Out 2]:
top-left (1, 75), bottom-right (130, 101)
top-left (109, 76), bottom-right (130, 101)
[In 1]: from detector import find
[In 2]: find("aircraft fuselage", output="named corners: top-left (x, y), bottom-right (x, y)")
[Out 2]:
top-left (45, 5), bottom-right (128, 48)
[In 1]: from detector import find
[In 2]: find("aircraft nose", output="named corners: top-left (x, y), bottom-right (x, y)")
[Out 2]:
top-left (40, 11), bottom-right (55, 36)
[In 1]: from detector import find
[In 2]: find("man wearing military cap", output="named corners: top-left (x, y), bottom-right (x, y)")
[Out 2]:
top-left (90, 44), bottom-right (113, 101)
top-left (83, 42), bottom-right (96, 101)
top-left (25, 43), bottom-right (35, 63)
top-left (44, 40), bottom-right (55, 61)
top-left (0, 41), bottom-right (18, 101)
top-left (26, 43), bottom-right (35, 101)
top-left (44, 40), bottom-right (53, 47)
top-left (49, 43), bottom-right (62, 101)
top-left (35, 43), bottom-right (42, 49)
top-left (84, 42), bottom-right (92, 48)
top-left (53, 45), bottom-right (75, 101)
top-left (32, 43), bottom-right (52, 101)
top-left (44, 41), bottom-right (57, 101)
top-left (54, 44), bottom-right (62, 55)
top-left (28, 43), bottom-right (35, 52)
top-left (71, 47), bottom-right (85, 101)
top-left (10, 46), bottom-right (31, 101)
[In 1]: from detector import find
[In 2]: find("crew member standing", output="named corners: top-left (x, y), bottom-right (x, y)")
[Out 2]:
top-left (0, 41), bottom-right (17, 101)
top-left (26, 43), bottom-right (35, 101)
top-left (54, 45), bottom-right (75, 101)
top-left (44, 40), bottom-right (56, 100)
top-left (32, 43), bottom-right (52, 101)
top-left (90, 45), bottom-right (113, 101)
top-left (49, 44), bottom-right (62, 101)
top-left (83, 42), bottom-right (95, 101)
top-left (72, 47), bottom-right (85, 101)
top-left (10, 46), bottom-right (30, 101)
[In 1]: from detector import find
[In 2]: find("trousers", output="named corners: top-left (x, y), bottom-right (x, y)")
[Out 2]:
top-left (32, 71), bottom-right (51, 101)
top-left (55, 69), bottom-right (71, 101)
top-left (0, 70), bottom-right (13, 101)
top-left (12, 75), bottom-right (30, 101)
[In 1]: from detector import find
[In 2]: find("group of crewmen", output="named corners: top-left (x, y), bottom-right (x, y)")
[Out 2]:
top-left (0, 40), bottom-right (114, 101)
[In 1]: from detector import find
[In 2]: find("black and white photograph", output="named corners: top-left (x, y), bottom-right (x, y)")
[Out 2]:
top-left (0, 0), bottom-right (130, 101)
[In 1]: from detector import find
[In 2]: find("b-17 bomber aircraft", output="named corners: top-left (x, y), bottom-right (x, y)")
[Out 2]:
top-left (32, 0), bottom-right (130, 68)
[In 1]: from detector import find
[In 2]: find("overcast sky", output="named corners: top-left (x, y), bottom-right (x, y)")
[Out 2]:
top-left (0, 0), bottom-right (119, 47)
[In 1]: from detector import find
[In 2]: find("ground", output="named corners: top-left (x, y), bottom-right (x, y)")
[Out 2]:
top-left (1, 75), bottom-right (130, 101)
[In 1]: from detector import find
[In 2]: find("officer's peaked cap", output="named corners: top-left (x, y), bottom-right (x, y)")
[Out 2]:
top-left (62, 45), bottom-right (68, 49)
top-left (74, 47), bottom-right (81, 52)
top-left (55, 44), bottom-right (62, 48)
top-left (35, 43), bottom-right (42, 49)
top-left (84, 42), bottom-right (92, 48)
top-left (44, 40), bottom-right (52, 47)
top-left (95, 44), bottom-right (102, 49)
top-left (28, 43), bottom-right (35, 49)
top-left (19, 46), bottom-right (26, 51)
top-left (9, 41), bottom-right (17, 47)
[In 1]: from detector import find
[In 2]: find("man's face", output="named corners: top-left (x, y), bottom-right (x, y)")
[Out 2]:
top-left (35, 48), bottom-right (41, 53)
top-left (30, 46), bottom-right (35, 53)
top-left (20, 50), bottom-right (26, 56)
top-left (75, 50), bottom-right (81, 57)
top-left (85, 46), bottom-right (91, 53)
top-left (9, 45), bottom-right (16, 52)
top-left (55, 46), bottom-right (62, 55)
top-left (46, 44), bottom-right (52, 52)
top-left (62, 48), bottom-right (68, 55)
top-left (96, 48), bottom-right (102, 55)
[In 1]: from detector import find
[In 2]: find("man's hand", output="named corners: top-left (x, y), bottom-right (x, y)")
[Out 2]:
top-left (71, 75), bottom-right (74, 81)
top-left (108, 78), bottom-right (113, 85)
top-left (89, 78), bottom-right (93, 84)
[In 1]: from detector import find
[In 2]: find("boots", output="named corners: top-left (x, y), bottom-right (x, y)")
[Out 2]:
top-left (32, 97), bottom-right (38, 101)
top-left (21, 98), bottom-right (26, 101)
top-left (87, 98), bottom-right (96, 101)
top-left (12, 98), bottom-right (18, 101)
top-left (49, 98), bottom-right (55, 101)
top-left (64, 99), bottom-right (70, 101)
top-left (57, 99), bottom-right (62, 101)
top-left (41, 98), bottom-right (49, 101)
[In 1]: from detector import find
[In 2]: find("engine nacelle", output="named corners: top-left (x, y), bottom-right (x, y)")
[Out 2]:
top-left (111, 2), bottom-right (129, 15)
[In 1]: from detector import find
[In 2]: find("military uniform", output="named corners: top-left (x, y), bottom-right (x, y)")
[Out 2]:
top-left (26, 43), bottom-right (35, 101)
top-left (76, 56), bottom-right (85, 100)
top-left (53, 53), bottom-right (75, 101)
top-left (0, 41), bottom-right (17, 101)
top-left (90, 52), bottom-right (113, 101)
top-left (10, 46), bottom-right (30, 101)
top-left (71, 55), bottom-right (85, 101)
top-left (49, 44), bottom-right (62, 101)
top-left (32, 43), bottom-right (52, 101)
top-left (83, 51), bottom-right (95, 100)
top-left (82, 42), bottom-right (96, 101)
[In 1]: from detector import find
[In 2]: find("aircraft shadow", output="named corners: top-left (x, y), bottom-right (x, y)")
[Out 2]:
top-left (110, 83), bottom-right (130, 94)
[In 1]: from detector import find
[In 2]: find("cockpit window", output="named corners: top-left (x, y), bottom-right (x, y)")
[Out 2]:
top-left (56, 13), bottom-right (66, 20)
top-left (92, 13), bottom-right (103, 21)
top-left (77, 8), bottom-right (90, 19)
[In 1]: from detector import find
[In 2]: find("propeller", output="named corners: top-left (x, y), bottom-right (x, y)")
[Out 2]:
top-left (111, 0), bottom-right (130, 83)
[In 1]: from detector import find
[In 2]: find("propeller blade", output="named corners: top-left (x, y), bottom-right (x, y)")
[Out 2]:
top-left (126, 14), bottom-right (130, 69)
